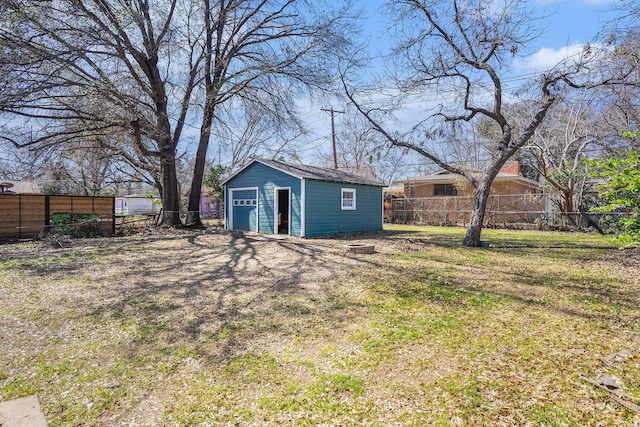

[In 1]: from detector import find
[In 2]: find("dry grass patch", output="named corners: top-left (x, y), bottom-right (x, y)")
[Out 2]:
top-left (0, 226), bottom-right (639, 426)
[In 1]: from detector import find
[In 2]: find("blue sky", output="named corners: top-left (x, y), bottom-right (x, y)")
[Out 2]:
top-left (358, 0), bottom-right (618, 74)
top-left (538, 0), bottom-right (615, 48)
top-left (293, 0), bottom-right (623, 169)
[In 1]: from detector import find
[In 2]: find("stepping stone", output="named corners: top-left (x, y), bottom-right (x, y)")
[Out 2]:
top-left (343, 243), bottom-right (375, 254)
top-left (0, 395), bottom-right (48, 427)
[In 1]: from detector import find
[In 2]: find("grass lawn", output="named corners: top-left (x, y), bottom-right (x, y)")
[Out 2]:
top-left (0, 225), bottom-right (639, 426)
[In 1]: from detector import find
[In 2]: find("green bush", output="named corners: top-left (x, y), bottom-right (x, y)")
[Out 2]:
top-left (51, 213), bottom-right (101, 238)
top-left (588, 149), bottom-right (640, 248)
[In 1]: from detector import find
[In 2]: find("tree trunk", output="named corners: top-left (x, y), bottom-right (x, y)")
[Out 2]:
top-left (185, 186), bottom-right (204, 228)
top-left (186, 0), bottom-right (215, 229)
top-left (560, 187), bottom-right (576, 225)
top-left (185, 105), bottom-right (214, 228)
top-left (185, 139), bottom-right (208, 228)
top-left (159, 153), bottom-right (182, 226)
top-left (463, 178), bottom-right (493, 247)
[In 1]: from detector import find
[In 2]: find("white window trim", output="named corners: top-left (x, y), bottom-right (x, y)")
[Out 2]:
top-left (300, 179), bottom-right (306, 237)
top-left (341, 188), bottom-right (356, 210)
top-left (273, 186), bottom-right (292, 236)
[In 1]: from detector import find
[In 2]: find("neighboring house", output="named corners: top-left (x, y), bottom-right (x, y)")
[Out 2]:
top-left (222, 159), bottom-right (384, 237)
top-left (185, 187), bottom-right (222, 219)
top-left (115, 195), bottom-right (160, 216)
top-left (391, 162), bottom-right (546, 225)
top-left (0, 181), bottom-right (41, 194)
top-left (383, 184), bottom-right (405, 198)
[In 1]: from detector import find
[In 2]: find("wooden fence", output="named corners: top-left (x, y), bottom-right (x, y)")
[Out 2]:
top-left (0, 195), bottom-right (114, 240)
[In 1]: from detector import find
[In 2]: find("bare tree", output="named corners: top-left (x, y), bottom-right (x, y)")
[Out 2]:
top-left (47, 142), bottom-right (115, 196)
top-left (0, 0), bottom-right (203, 225)
top-left (316, 111), bottom-right (407, 185)
top-left (526, 27), bottom-right (640, 225)
top-left (1, 1), bottom-right (358, 228)
top-left (184, 0), bottom-right (358, 227)
top-left (597, 29), bottom-right (640, 146)
top-left (0, 142), bottom-right (49, 181)
top-left (343, 0), bottom-right (633, 246)
top-left (219, 106), bottom-right (303, 171)
top-left (518, 94), bottom-right (601, 223)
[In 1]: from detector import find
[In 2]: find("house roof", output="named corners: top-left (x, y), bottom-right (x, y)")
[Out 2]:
top-left (383, 184), bottom-right (405, 195)
top-left (0, 180), bottom-right (41, 194)
top-left (116, 194), bottom-right (151, 199)
top-left (396, 170), bottom-right (542, 188)
top-left (223, 159), bottom-right (384, 187)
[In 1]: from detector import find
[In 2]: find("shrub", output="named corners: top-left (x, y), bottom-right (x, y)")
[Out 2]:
top-left (588, 149), bottom-right (640, 248)
top-left (51, 213), bottom-right (101, 238)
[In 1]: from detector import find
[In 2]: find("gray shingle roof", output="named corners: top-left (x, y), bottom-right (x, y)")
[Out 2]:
top-left (256, 159), bottom-right (383, 186)
top-left (223, 159), bottom-right (384, 186)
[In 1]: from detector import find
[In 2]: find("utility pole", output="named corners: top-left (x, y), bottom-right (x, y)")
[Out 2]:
top-left (321, 107), bottom-right (344, 169)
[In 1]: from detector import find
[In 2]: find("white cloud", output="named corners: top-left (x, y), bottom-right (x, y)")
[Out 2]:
top-left (512, 44), bottom-right (591, 75)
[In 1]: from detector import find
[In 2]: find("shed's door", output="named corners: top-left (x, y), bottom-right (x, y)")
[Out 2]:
top-left (231, 189), bottom-right (258, 232)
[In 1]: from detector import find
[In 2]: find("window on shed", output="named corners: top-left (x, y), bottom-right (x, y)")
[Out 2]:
top-left (433, 183), bottom-right (457, 196)
top-left (341, 188), bottom-right (356, 210)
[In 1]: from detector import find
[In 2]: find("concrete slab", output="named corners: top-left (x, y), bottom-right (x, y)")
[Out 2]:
top-left (0, 395), bottom-right (48, 427)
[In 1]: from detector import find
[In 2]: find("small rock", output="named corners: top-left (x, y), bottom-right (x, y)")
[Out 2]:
top-left (618, 349), bottom-right (632, 358)
top-left (597, 374), bottom-right (619, 390)
top-left (605, 349), bottom-right (633, 363)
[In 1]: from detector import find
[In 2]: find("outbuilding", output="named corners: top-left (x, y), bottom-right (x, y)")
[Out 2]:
top-left (115, 195), bottom-right (160, 216)
top-left (222, 159), bottom-right (384, 237)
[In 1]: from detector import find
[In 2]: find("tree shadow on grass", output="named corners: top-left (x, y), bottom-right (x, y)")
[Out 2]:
top-left (2, 227), bottom-right (637, 425)
top-left (5, 227), bottom-right (633, 369)
top-left (53, 230), bottom-right (394, 368)
top-left (374, 247), bottom-right (639, 330)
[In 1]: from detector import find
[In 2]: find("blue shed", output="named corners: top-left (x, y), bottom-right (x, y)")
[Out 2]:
top-left (222, 159), bottom-right (384, 237)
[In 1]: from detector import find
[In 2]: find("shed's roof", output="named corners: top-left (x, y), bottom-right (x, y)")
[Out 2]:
top-left (223, 159), bottom-right (384, 187)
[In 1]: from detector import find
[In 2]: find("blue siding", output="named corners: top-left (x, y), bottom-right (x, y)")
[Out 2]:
top-left (225, 162), bottom-right (302, 236)
top-left (225, 160), bottom-right (383, 237)
top-left (304, 180), bottom-right (383, 237)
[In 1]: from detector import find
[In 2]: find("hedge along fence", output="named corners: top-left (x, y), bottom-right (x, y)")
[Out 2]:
top-left (0, 194), bottom-right (115, 240)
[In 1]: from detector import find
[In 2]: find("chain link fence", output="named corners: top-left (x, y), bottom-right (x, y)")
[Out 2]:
top-left (385, 194), bottom-right (623, 231)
